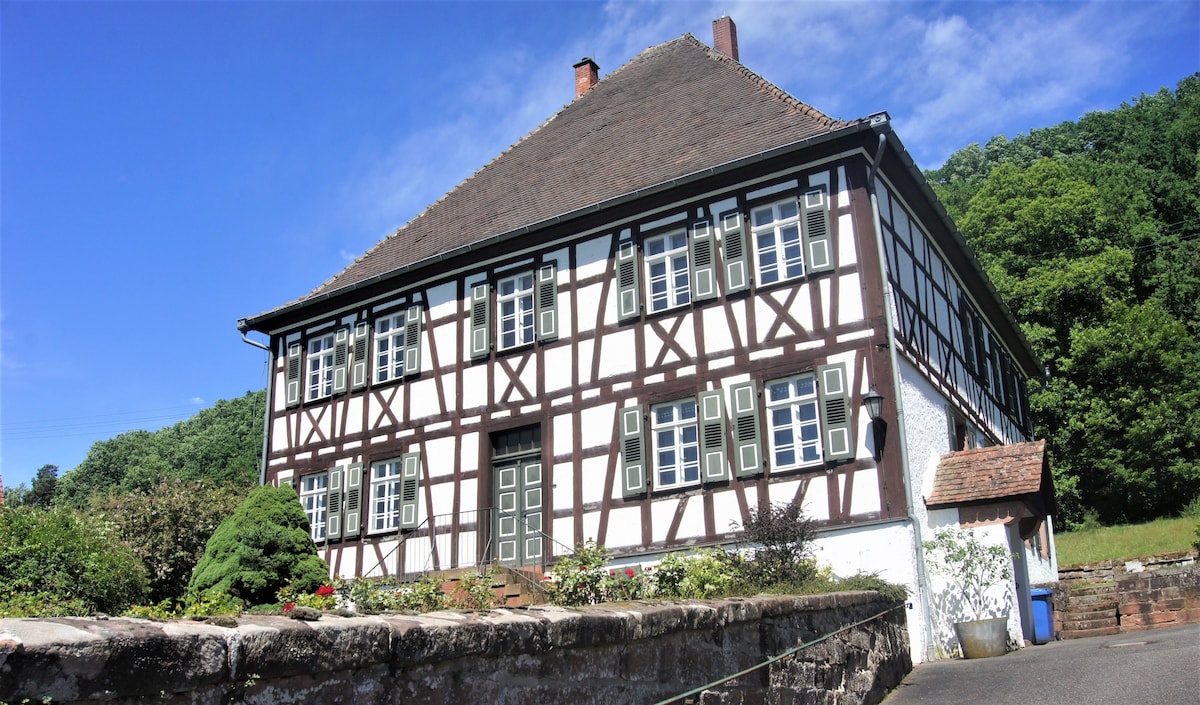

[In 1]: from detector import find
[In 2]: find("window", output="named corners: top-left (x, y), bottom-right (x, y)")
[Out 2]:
top-left (497, 273), bottom-right (536, 350)
top-left (374, 312), bottom-right (407, 383)
top-left (651, 399), bottom-right (700, 489)
top-left (644, 229), bottom-right (690, 312)
top-left (306, 333), bottom-right (336, 401)
top-left (369, 459), bottom-right (403, 532)
top-left (752, 198), bottom-right (803, 285)
top-left (300, 473), bottom-right (328, 542)
top-left (765, 373), bottom-right (822, 469)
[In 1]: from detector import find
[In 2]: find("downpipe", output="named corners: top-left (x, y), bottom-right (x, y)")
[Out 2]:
top-left (240, 330), bottom-right (273, 487)
top-left (866, 131), bottom-right (937, 662)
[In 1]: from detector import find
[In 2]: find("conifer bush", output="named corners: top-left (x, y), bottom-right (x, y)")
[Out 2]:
top-left (187, 485), bottom-right (328, 606)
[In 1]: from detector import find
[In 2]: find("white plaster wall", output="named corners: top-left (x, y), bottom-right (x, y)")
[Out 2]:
top-left (552, 462), bottom-right (574, 512)
top-left (599, 329), bottom-right (636, 379)
top-left (579, 402), bottom-right (616, 450)
top-left (580, 455), bottom-right (607, 505)
top-left (810, 520), bottom-right (929, 661)
top-left (605, 506), bottom-right (642, 549)
top-left (408, 377), bottom-right (441, 419)
top-left (424, 436), bottom-right (456, 480)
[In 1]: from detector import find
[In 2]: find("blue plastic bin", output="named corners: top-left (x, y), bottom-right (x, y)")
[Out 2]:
top-left (1031, 588), bottom-right (1054, 644)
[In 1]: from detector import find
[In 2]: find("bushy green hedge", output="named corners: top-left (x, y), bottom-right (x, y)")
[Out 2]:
top-left (0, 505), bottom-right (148, 616)
top-left (187, 485), bottom-right (328, 606)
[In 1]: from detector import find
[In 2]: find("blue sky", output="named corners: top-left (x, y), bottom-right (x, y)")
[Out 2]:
top-left (2, 0), bottom-right (1196, 491)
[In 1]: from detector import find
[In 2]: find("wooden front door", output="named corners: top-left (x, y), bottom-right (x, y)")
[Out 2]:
top-left (495, 458), bottom-right (543, 567)
top-left (491, 425), bottom-right (543, 567)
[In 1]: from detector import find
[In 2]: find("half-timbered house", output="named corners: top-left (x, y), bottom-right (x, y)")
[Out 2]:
top-left (239, 17), bottom-right (1057, 660)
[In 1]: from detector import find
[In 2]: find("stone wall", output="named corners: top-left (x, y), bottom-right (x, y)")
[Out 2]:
top-left (1040, 551), bottom-right (1199, 639)
top-left (0, 592), bottom-right (910, 705)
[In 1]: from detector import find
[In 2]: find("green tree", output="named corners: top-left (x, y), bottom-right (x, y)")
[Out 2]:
top-left (188, 485), bottom-right (328, 606)
top-left (0, 505), bottom-right (148, 616)
top-left (25, 464), bottom-right (59, 508)
top-left (948, 74), bottom-right (1200, 525)
top-left (55, 390), bottom-right (265, 506)
top-left (93, 478), bottom-right (250, 603)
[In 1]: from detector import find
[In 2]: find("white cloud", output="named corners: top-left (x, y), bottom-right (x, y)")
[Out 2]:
top-left (189, 397), bottom-right (206, 406)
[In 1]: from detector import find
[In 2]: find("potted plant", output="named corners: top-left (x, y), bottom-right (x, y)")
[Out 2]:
top-left (923, 526), bottom-right (1013, 658)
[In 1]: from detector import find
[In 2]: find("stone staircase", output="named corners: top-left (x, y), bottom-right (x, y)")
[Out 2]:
top-left (1060, 579), bottom-right (1120, 639)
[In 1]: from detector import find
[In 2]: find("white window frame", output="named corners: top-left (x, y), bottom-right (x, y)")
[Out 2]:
top-left (300, 472), bottom-right (329, 542)
top-left (497, 272), bottom-right (536, 350)
top-left (368, 458), bottom-right (403, 533)
top-left (374, 312), bottom-right (406, 384)
top-left (765, 373), bottom-right (822, 470)
top-left (644, 228), bottom-right (690, 312)
top-left (751, 197), bottom-right (804, 285)
top-left (651, 399), bottom-right (700, 489)
top-left (305, 333), bottom-right (336, 401)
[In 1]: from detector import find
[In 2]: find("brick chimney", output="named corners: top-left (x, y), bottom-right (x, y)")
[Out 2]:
top-left (712, 15), bottom-right (739, 61)
top-left (574, 57), bottom-right (599, 98)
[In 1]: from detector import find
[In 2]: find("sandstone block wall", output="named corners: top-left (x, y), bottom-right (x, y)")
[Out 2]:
top-left (0, 592), bottom-right (910, 705)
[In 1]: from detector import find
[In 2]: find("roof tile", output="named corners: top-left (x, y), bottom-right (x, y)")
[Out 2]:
top-left (252, 34), bottom-right (855, 321)
top-left (926, 440), bottom-right (1048, 507)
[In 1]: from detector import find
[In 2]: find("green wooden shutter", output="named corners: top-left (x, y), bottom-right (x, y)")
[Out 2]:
top-left (699, 390), bottom-right (729, 483)
top-left (285, 342), bottom-right (303, 408)
top-left (721, 209), bottom-right (749, 294)
top-left (470, 283), bottom-right (491, 360)
top-left (343, 462), bottom-right (363, 539)
top-left (536, 263), bottom-right (559, 342)
top-left (616, 239), bottom-right (641, 322)
top-left (326, 466), bottom-right (344, 540)
top-left (351, 323), bottom-right (370, 391)
top-left (399, 452), bottom-right (421, 530)
top-left (690, 218), bottom-right (718, 302)
top-left (403, 305), bottom-right (423, 376)
top-left (619, 405), bottom-right (647, 497)
top-left (801, 188), bottom-right (834, 275)
top-left (332, 327), bottom-right (350, 395)
top-left (818, 363), bottom-right (854, 461)
top-left (730, 381), bottom-right (763, 477)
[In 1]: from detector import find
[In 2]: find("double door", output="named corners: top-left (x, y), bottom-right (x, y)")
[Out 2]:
top-left (494, 457), bottom-right (543, 567)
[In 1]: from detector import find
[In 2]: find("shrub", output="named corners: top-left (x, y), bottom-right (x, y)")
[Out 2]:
top-left (454, 568), bottom-right (503, 609)
top-left (923, 526), bottom-right (1013, 620)
top-left (652, 548), bottom-right (742, 599)
top-left (187, 485), bottom-right (329, 606)
top-left (0, 505), bottom-right (148, 616)
top-left (544, 540), bottom-right (612, 606)
top-left (737, 501), bottom-right (817, 588)
top-left (94, 478), bottom-right (248, 603)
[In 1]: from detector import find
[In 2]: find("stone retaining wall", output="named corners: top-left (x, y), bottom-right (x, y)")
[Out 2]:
top-left (1041, 551), bottom-right (1199, 639)
top-left (0, 592), bottom-right (910, 705)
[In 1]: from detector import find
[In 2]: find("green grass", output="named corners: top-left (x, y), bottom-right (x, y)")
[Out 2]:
top-left (1055, 516), bottom-right (1198, 567)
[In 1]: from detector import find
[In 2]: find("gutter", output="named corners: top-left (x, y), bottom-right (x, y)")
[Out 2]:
top-left (240, 331), bottom-right (273, 487)
top-left (866, 125), bottom-right (937, 662)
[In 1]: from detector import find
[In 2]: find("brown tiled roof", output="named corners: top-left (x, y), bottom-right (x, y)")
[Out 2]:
top-left (926, 440), bottom-right (1049, 508)
top-left (257, 34), bottom-right (854, 319)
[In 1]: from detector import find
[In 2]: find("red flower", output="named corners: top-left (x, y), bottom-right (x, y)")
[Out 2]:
top-left (579, 565), bottom-right (587, 571)
top-left (316, 585), bottom-right (335, 597)
top-left (625, 568), bottom-right (636, 578)
top-left (283, 602), bottom-right (296, 612)
top-left (609, 569), bottom-right (615, 575)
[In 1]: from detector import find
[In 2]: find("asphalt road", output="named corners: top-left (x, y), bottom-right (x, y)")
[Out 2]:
top-left (881, 624), bottom-right (1200, 705)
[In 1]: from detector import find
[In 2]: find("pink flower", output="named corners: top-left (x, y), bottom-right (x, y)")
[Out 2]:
top-left (625, 568), bottom-right (635, 578)
top-left (316, 585), bottom-right (335, 597)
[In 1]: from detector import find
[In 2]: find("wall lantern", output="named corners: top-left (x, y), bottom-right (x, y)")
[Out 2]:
top-left (862, 388), bottom-right (886, 461)
top-left (862, 388), bottom-right (885, 421)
